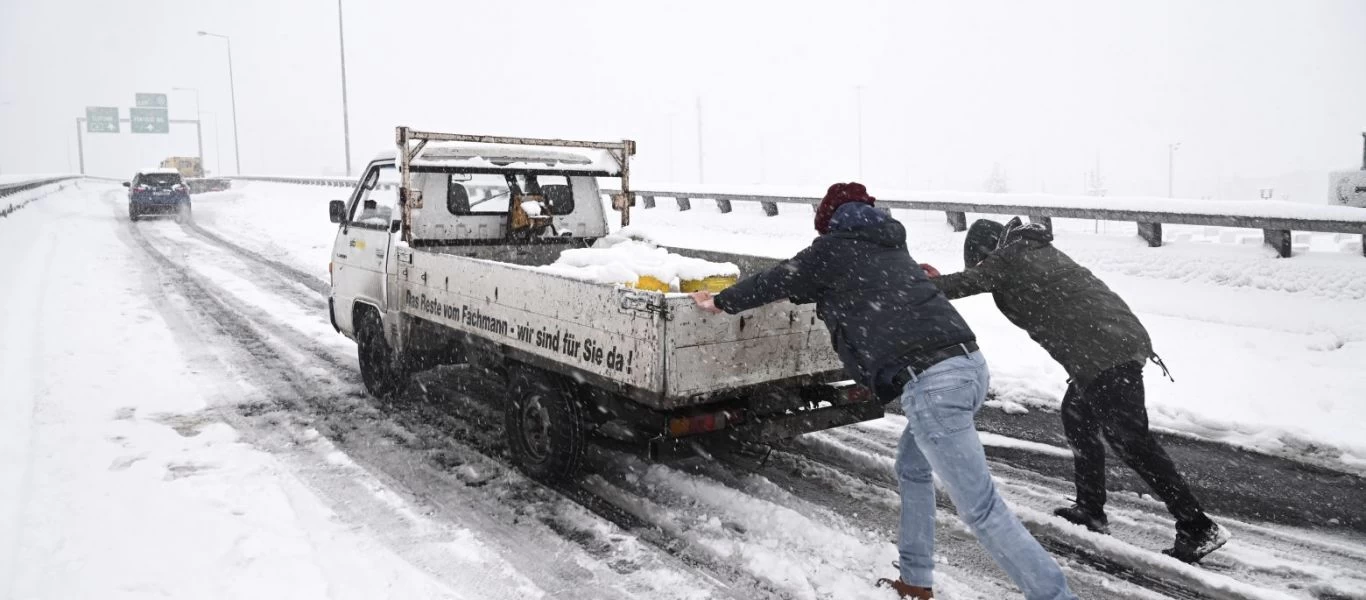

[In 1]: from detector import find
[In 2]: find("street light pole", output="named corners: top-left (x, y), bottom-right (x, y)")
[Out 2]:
top-left (1167, 142), bottom-right (1181, 198)
top-left (855, 85), bottom-right (864, 180)
top-left (172, 87), bottom-right (204, 174)
top-left (336, 0), bottom-right (353, 176)
top-left (695, 95), bottom-right (704, 184)
top-left (0, 101), bottom-right (10, 174)
top-left (198, 31), bottom-right (241, 175)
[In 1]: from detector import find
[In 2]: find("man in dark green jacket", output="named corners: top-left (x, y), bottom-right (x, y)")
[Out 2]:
top-left (929, 217), bottom-right (1228, 564)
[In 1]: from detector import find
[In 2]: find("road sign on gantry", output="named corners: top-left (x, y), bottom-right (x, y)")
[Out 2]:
top-left (135, 93), bottom-right (168, 108)
top-left (86, 107), bottom-right (119, 133)
top-left (130, 107), bottom-right (169, 133)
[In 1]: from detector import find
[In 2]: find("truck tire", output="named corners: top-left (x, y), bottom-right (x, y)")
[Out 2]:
top-left (504, 366), bottom-right (588, 481)
top-left (176, 202), bottom-right (193, 224)
top-left (129, 206), bottom-right (139, 222)
top-left (356, 311), bottom-right (406, 398)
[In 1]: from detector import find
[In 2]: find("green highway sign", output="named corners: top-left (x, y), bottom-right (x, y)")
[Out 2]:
top-left (86, 106), bottom-right (119, 133)
top-left (135, 93), bottom-right (168, 108)
top-left (130, 107), bottom-right (169, 134)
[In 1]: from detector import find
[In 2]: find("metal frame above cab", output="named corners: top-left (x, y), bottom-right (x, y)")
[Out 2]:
top-left (394, 127), bottom-right (638, 242)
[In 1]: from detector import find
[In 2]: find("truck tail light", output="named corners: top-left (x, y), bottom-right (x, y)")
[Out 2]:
top-left (666, 410), bottom-right (734, 438)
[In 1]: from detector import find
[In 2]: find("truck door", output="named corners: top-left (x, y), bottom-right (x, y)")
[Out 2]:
top-left (332, 162), bottom-right (400, 334)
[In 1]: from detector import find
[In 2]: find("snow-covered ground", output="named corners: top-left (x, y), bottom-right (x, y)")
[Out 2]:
top-left (4, 179), bottom-right (1365, 600)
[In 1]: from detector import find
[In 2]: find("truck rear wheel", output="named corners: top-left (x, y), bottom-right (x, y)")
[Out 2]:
top-left (504, 366), bottom-right (587, 481)
top-left (357, 311), bottom-right (407, 398)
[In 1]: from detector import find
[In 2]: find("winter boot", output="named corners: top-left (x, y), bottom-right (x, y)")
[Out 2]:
top-left (1053, 504), bottom-right (1110, 534)
top-left (875, 578), bottom-right (933, 599)
top-left (1164, 521), bottom-right (1230, 563)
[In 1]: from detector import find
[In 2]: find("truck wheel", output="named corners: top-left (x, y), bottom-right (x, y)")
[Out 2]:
top-left (504, 366), bottom-right (587, 481)
top-left (129, 207), bottom-right (139, 222)
top-left (175, 203), bottom-right (193, 224)
top-left (356, 312), bottom-right (406, 398)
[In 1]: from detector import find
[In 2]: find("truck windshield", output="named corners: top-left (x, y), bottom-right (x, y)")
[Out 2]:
top-left (350, 165), bottom-right (400, 228)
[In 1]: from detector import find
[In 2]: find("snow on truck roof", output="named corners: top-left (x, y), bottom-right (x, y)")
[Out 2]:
top-left (374, 142), bottom-right (621, 175)
top-left (137, 167), bottom-right (184, 175)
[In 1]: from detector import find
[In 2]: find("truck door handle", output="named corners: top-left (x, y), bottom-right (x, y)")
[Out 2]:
top-left (337, 253), bottom-right (348, 259)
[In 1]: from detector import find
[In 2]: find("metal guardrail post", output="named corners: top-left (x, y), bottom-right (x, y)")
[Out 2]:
top-left (946, 211), bottom-right (967, 232)
top-left (716, 198), bottom-right (732, 213)
top-left (1263, 229), bottom-right (1292, 258)
top-left (642, 195), bottom-right (656, 209)
top-left (761, 201), bottom-right (779, 217)
top-left (676, 196), bottom-right (691, 211)
top-left (1137, 222), bottom-right (1163, 247)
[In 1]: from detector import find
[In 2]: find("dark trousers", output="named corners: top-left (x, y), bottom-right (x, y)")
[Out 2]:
top-left (1061, 361), bottom-right (1211, 531)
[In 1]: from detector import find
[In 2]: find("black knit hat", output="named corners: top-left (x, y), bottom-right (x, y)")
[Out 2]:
top-left (964, 219), bottom-right (1005, 267)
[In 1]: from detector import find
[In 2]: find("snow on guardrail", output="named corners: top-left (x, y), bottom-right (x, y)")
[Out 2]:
top-left (0, 176), bottom-right (82, 218)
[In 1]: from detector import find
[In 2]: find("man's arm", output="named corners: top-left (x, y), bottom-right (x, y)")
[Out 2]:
top-left (712, 243), bottom-right (826, 314)
top-left (932, 253), bottom-right (1009, 300)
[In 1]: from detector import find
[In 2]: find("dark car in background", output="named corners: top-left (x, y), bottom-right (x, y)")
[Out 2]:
top-left (124, 168), bottom-right (192, 222)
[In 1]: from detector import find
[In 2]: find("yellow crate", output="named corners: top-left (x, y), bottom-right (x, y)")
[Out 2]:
top-left (633, 275), bottom-right (672, 292)
top-left (679, 275), bottom-right (738, 293)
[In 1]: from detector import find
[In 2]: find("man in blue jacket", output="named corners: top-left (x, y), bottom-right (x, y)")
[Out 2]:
top-left (691, 183), bottom-right (1076, 600)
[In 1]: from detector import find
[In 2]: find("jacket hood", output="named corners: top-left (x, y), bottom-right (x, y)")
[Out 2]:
top-left (963, 217), bottom-right (1053, 266)
top-left (999, 216), bottom-right (1054, 246)
top-left (829, 202), bottom-right (905, 247)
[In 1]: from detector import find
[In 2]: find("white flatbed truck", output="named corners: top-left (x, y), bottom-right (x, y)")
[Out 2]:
top-left (326, 127), bottom-right (883, 480)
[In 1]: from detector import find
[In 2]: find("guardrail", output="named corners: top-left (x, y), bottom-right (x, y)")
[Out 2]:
top-left (227, 175), bottom-right (397, 191)
top-left (0, 176), bottom-right (82, 218)
top-left (608, 188), bottom-right (1366, 258)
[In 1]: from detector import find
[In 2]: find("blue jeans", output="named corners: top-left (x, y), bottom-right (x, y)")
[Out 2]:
top-left (896, 351), bottom-right (1076, 600)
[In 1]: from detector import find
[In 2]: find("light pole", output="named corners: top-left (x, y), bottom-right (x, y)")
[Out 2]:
top-left (0, 101), bottom-right (10, 174)
top-left (1167, 142), bottom-right (1181, 198)
top-left (695, 95), bottom-right (704, 184)
top-left (202, 111), bottom-right (222, 175)
top-left (855, 85), bottom-right (865, 180)
top-left (336, 0), bottom-right (353, 176)
top-left (198, 31), bottom-right (241, 175)
top-left (172, 86), bottom-right (204, 174)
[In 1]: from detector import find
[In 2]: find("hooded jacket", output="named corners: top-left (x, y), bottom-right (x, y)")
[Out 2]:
top-left (713, 202), bottom-right (976, 400)
top-left (934, 219), bottom-right (1153, 386)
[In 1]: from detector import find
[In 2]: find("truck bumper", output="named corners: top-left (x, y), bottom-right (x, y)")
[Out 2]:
top-left (645, 399), bottom-right (885, 461)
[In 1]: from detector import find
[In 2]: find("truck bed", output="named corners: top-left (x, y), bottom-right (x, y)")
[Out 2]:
top-left (394, 245), bottom-right (843, 409)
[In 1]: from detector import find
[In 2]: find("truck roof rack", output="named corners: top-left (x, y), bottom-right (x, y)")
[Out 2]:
top-left (394, 126), bottom-right (639, 241)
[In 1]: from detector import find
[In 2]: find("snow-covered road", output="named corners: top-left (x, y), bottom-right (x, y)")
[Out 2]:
top-left (3, 181), bottom-right (1364, 600)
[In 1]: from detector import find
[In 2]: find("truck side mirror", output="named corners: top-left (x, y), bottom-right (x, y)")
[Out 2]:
top-left (122, 181), bottom-right (131, 188)
top-left (329, 200), bottom-right (346, 223)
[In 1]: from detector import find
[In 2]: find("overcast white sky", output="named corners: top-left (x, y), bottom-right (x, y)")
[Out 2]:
top-left (2, 0), bottom-right (1364, 200)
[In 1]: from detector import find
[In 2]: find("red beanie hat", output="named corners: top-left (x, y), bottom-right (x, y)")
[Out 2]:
top-left (814, 182), bottom-right (876, 234)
